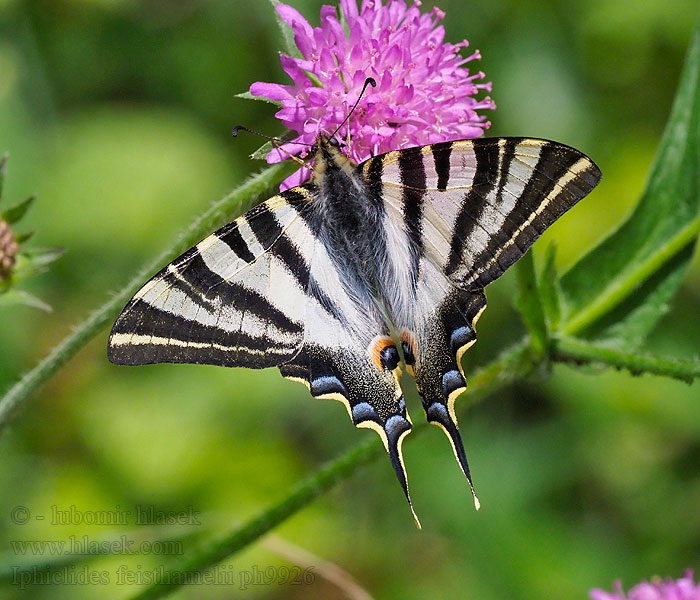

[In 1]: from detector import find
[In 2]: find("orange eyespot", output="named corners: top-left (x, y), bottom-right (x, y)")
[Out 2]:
top-left (369, 336), bottom-right (399, 372)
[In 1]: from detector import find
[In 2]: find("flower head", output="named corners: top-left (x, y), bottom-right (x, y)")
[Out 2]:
top-left (250, 0), bottom-right (495, 190)
top-left (0, 153), bottom-right (63, 311)
top-left (590, 571), bottom-right (700, 600)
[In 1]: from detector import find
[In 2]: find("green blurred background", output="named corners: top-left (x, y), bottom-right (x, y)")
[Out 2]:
top-left (1, 0), bottom-right (699, 598)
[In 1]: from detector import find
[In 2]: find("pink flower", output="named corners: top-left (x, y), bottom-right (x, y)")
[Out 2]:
top-left (250, 0), bottom-right (495, 190)
top-left (590, 571), bottom-right (700, 600)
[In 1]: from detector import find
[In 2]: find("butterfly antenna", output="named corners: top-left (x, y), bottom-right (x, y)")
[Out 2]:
top-left (330, 77), bottom-right (377, 141)
top-left (232, 125), bottom-right (313, 168)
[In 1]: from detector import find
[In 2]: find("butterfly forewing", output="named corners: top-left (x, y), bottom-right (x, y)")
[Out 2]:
top-left (108, 194), bottom-right (314, 368)
top-left (371, 137), bottom-right (602, 290)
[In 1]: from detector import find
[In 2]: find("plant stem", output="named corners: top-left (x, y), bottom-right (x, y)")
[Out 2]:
top-left (563, 212), bottom-right (700, 336)
top-left (127, 341), bottom-right (533, 600)
top-left (552, 335), bottom-right (700, 384)
top-left (129, 436), bottom-right (383, 600)
top-left (0, 162), bottom-right (294, 435)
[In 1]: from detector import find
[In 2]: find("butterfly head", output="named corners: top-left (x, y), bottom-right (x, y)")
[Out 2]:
top-left (310, 135), bottom-right (356, 181)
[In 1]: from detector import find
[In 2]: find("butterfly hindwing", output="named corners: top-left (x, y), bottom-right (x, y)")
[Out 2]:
top-left (108, 192), bottom-right (314, 368)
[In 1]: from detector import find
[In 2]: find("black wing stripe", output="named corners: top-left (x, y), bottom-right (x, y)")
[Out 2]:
top-left (398, 146), bottom-right (426, 287)
top-left (217, 223), bottom-right (256, 264)
top-left (307, 275), bottom-right (348, 325)
top-left (170, 245), bottom-right (201, 272)
top-left (165, 251), bottom-right (302, 334)
top-left (245, 201), bottom-right (312, 292)
top-left (365, 156), bottom-right (384, 200)
top-left (444, 139), bottom-right (501, 276)
top-left (112, 299), bottom-right (300, 348)
top-left (246, 188), bottom-right (345, 325)
top-left (431, 141), bottom-right (452, 191)
top-left (495, 138), bottom-right (520, 206)
top-left (280, 187), bottom-right (313, 211)
top-left (246, 202), bottom-right (287, 251)
top-left (111, 343), bottom-right (288, 368)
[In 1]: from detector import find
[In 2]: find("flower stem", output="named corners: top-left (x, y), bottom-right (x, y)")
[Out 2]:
top-left (127, 341), bottom-right (533, 600)
top-left (552, 335), bottom-right (700, 384)
top-left (0, 162), bottom-right (295, 435)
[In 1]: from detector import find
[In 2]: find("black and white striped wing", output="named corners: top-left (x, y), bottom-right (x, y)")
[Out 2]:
top-left (108, 194), bottom-right (314, 368)
top-left (366, 137), bottom-right (601, 499)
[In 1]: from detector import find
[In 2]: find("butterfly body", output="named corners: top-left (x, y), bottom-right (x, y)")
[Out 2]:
top-left (109, 135), bottom-right (601, 524)
top-left (307, 137), bottom-right (389, 316)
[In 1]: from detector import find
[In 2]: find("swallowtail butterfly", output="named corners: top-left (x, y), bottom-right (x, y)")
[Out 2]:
top-left (109, 134), bottom-right (601, 525)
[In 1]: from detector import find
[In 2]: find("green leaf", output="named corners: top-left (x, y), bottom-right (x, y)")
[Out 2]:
top-left (235, 91), bottom-right (282, 107)
top-left (514, 250), bottom-right (549, 358)
top-left (560, 16), bottom-right (700, 348)
top-left (250, 129), bottom-right (301, 161)
top-left (12, 246), bottom-right (65, 278)
top-left (251, 141), bottom-right (275, 161)
top-left (267, 0), bottom-right (302, 59)
top-left (0, 289), bottom-right (52, 312)
top-left (15, 231), bottom-right (34, 243)
top-left (2, 195), bottom-right (35, 225)
top-left (538, 243), bottom-right (562, 331)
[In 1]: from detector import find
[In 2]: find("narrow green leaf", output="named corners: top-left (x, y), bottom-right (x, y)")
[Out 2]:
top-left (19, 245), bottom-right (65, 264)
top-left (12, 246), bottom-right (65, 277)
top-left (553, 336), bottom-right (700, 384)
top-left (267, 0), bottom-right (302, 59)
top-left (0, 289), bottom-right (52, 312)
top-left (235, 91), bottom-right (282, 107)
top-left (14, 231), bottom-right (34, 243)
top-left (514, 250), bottom-right (549, 358)
top-left (2, 195), bottom-right (35, 225)
top-left (560, 15), bottom-right (700, 347)
top-left (251, 141), bottom-right (274, 161)
top-left (538, 243), bottom-right (562, 331)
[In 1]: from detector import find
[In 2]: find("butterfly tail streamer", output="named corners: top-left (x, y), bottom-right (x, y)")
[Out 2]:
top-left (425, 402), bottom-right (480, 510)
top-left (379, 414), bottom-right (422, 528)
